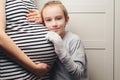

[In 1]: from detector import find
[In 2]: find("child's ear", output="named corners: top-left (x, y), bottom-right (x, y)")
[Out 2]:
top-left (66, 16), bottom-right (69, 23)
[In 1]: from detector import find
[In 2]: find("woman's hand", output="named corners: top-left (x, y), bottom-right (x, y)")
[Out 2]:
top-left (27, 9), bottom-right (42, 24)
top-left (33, 63), bottom-right (50, 78)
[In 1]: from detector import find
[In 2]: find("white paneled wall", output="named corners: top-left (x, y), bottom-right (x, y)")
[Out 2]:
top-left (36, 0), bottom-right (114, 80)
top-left (60, 0), bottom-right (105, 12)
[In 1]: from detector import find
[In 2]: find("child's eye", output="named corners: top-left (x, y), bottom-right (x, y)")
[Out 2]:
top-left (55, 15), bottom-right (63, 20)
top-left (56, 17), bottom-right (62, 20)
top-left (45, 19), bottom-right (51, 22)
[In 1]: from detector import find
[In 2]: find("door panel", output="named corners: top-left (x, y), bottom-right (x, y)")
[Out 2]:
top-left (115, 0), bottom-right (120, 80)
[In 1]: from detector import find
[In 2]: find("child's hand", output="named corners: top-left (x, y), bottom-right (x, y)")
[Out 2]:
top-left (45, 31), bottom-right (67, 59)
top-left (26, 9), bottom-right (43, 24)
top-left (45, 31), bottom-right (62, 44)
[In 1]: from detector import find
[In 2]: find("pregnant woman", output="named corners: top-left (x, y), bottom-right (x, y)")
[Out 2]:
top-left (0, 0), bottom-right (56, 80)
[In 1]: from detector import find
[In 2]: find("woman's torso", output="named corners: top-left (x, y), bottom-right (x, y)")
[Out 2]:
top-left (0, 0), bottom-right (56, 80)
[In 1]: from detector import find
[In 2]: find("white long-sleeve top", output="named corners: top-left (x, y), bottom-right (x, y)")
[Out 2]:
top-left (51, 31), bottom-right (89, 80)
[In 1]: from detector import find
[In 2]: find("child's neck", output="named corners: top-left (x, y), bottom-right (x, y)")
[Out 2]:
top-left (60, 31), bottom-right (67, 39)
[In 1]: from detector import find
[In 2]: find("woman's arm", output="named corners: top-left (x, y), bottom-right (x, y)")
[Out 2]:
top-left (0, 0), bottom-right (49, 77)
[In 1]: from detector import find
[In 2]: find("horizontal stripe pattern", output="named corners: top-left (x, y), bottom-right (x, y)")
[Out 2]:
top-left (0, 0), bottom-right (57, 80)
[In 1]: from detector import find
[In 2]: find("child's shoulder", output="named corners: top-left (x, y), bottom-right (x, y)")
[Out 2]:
top-left (64, 31), bottom-right (81, 41)
top-left (67, 31), bottom-right (80, 39)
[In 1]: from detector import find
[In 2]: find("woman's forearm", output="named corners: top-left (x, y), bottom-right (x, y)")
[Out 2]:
top-left (0, 31), bottom-right (37, 71)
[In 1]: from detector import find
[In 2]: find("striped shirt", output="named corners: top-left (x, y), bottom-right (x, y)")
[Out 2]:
top-left (0, 0), bottom-right (56, 80)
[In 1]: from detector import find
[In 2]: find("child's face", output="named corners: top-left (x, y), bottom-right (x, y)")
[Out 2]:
top-left (42, 5), bottom-right (69, 37)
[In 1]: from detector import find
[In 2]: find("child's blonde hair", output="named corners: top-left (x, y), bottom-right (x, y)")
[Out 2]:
top-left (41, 0), bottom-right (68, 21)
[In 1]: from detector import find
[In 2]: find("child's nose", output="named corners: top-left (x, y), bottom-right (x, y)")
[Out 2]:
top-left (52, 20), bottom-right (57, 27)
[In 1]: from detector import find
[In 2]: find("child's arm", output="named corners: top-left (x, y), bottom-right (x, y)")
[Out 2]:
top-left (0, 0), bottom-right (49, 77)
top-left (45, 31), bottom-right (87, 80)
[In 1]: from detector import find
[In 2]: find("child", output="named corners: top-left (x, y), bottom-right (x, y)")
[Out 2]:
top-left (27, 1), bottom-right (89, 80)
